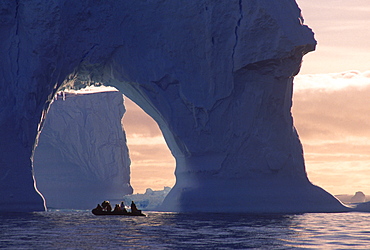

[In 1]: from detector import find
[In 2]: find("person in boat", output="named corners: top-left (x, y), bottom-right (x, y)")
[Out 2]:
top-left (101, 201), bottom-right (107, 211)
top-left (113, 204), bottom-right (121, 213)
top-left (94, 204), bottom-right (103, 211)
top-left (120, 201), bottom-right (128, 213)
top-left (131, 201), bottom-right (142, 215)
top-left (101, 201), bottom-right (112, 212)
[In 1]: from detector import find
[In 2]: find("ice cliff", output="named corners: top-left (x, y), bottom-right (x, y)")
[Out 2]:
top-left (33, 89), bottom-right (132, 209)
top-left (0, 0), bottom-right (348, 212)
top-left (122, 187), bottom-right (172, 211)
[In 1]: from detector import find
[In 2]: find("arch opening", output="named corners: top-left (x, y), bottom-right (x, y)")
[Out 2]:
top-left (122, 96), bottom-right (175, 194)
top-left (33, 84), bottom-right (175, 210)
top-left (37, 43), bottom-right (349, 213)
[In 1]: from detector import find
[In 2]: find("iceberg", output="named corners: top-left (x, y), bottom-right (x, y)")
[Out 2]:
top-left (122, 187), bottom-right (172, 211)
top-left (33, 89), bottom-right (132, 209)
top-left (0, 0), bottom-right (348, 212)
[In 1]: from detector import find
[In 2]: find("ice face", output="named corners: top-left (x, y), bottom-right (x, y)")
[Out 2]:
top-left (122, 187), bottom-right (172, 211)
top-left (33, 90), bottom-right (132, 209)
top-left (0, 0), bottom-right (348, 212)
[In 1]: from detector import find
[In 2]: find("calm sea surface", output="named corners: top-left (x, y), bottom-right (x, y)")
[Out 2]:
top-left (1, 210), bottom-right (370, 249)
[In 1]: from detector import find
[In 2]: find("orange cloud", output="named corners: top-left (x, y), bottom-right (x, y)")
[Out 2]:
top-left (122, 98), bottom-right (175, 193)
top-left (293, 71), bottom-right (370, 195)
top-left (296, 0), bottom-right (370, 74)
top-left (123, 98), bottom-right (163, 138)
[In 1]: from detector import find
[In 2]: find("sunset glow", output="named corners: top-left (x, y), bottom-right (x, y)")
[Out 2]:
top-left (297, 0), bottom-right (370, 74)
top-left (294, 72), bottom-right (370, 195)
top-left (123, 98), bottom-right (175, 193)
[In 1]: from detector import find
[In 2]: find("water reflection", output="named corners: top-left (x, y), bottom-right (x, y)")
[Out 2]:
top-left (137, 213), bottom-right (296, 249)
top-left (0, 211), bottom-right (369, 249)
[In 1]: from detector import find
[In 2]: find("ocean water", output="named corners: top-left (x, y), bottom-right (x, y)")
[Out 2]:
top-left (1, 210), bottom-right (370, 249)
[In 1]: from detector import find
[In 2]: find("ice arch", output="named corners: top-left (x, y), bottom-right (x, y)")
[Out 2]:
top-left (0, 0), bottom-right (348, 212)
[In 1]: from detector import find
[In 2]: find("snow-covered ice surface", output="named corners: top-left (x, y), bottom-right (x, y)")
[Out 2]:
top-left (121, 187), bottom-right (172, 211)
top-left (33, 89), bottom-right (132, 209)
top-left (0, 0), bottom-right (349, 212)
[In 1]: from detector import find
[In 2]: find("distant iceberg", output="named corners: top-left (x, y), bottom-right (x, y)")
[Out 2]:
top-left (354, 202), bottom-right (370, 212)
top-left (121, 187), bottom-right (172, 211)
top-left (33, 89), bottom-right (133, 210)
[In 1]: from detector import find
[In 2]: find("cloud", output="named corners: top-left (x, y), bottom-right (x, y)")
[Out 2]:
top-left (122, 97), bottom-right (175, 193)
top-left (128, 142), bottom-right (175, 193)
top-left (296, 0), bottom-right (370, 74)
top-left (126, 134), bottom-right (167, 146)
top-left (306, 161), bottom-right (370, 195)
top-left (297, 0), bottom-right (370, 27)
top-left (123, 97), bottom-right (164, 138)
top-left (293, 71), bottom-right (370, 194)
top-left (294, 70), bottom-right (370, 91)
top-left (293, 71), bottom-right (370, 141)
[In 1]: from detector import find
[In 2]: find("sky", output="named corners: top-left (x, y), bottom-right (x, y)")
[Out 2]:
top-left (123, 0), bottom-right (370, 195)
top-left (122, 100), bottom-right (175, 193)
top-left (294, 0), bottom-right (370, 196)
top-left (297, 0), bottom-right (370, 74)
